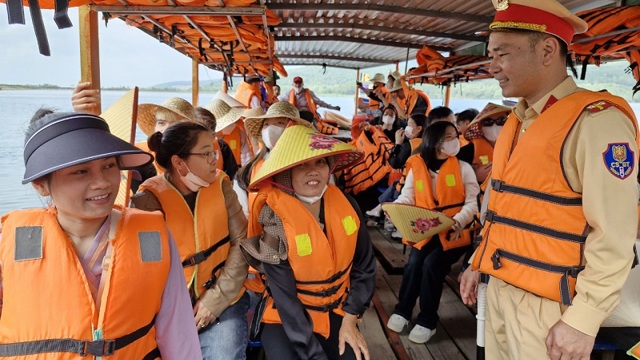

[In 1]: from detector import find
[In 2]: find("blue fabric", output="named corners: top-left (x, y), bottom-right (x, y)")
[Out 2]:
top-left (199, 291), bottom-right (250, 360)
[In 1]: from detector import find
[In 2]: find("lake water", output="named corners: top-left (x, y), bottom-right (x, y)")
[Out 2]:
top-left (1, 89), bottom-right (638, 215)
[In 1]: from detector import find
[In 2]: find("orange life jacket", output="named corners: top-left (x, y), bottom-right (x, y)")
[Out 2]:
top-left (139, 173), bottom-right (235, 299)
top-left (250, 183), bottom-right (359, 338)
top-left (343, 127), bottom-right (394, 194)
top-left (388, 138), bottom-right (422, 185)
top-left (218, 124), bottom-right (253, 166)
top-left (370, 86), bottom-right (390, 111)
top-left (459, 134), bottom-right (470, 148)
top-left (244, 157), bottom-right (267, 294)
top-left (235, 81), bottom-right (262, 108)
top-left (403, 154), bottom-right (471, 250)
top-left (289, 89), bottom-right (319, 120)
top-left (135, 141), bottom-right (165, 174)
top-left (406, 89), bottom-right (432, 116)
top-left (470, 137), bottom-right (494, 167)
top-left (630, 341), bottom-right (640, 359)
top-left (0, 207), bottom-right (169, 359)
top-left (472, 91), bottom-right (637, 305)
top-left (263, 83), bottom-right (279, 106)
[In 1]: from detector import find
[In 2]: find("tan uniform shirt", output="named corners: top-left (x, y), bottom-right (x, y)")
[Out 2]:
top-left (512, 76), bottom-right (638, 336)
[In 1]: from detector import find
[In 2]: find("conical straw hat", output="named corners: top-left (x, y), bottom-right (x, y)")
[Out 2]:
top-left (215, 90), bottom-right (246, 108)
top-left (205, 98), bottom-right (246, 132)
top-left (464, 102), bottom-right (511, 140)
top-left (249, 125), bottom-right (363, 191)
top-left (244, 101), bottom-right (313, 141)
top-left (137, 97), bottom-right (195, 136)
top-left (381, 203), bottom-right (455, 242)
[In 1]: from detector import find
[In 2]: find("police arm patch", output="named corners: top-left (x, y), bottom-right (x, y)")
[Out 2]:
top-left (602, 143), bottom-right (635, 180)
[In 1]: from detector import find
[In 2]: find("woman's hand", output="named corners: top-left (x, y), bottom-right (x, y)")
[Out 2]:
top-left (193, 298), bottom-right (217, 330)
top-left (460, 268), bottom-right (480, 306)
top-left (339, 313), bottom-right (370, 360)
top-left (71, 81), bottom-right (100, 114)
top-left (449, 220), bottom-right (462, 241)
top-left (395, 129), bottom-right (405, 145)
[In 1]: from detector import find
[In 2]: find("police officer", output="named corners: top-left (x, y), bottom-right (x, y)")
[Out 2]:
top-left (459, 1), bottom-right (639, 359)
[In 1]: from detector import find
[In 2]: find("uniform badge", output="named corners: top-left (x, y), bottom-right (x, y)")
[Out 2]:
top-left (586, 101), bottom-right (613, 113)
top-left (603, 143), bottom-right (634, 180)
top-left (494, 0), bottom-right (509, 11)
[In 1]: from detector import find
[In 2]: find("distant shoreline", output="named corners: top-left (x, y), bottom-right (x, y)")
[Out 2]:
top-left (0, 84), bottom-right (189, 92)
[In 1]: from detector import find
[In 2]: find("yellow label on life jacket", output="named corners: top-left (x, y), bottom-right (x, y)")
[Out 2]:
top-left (230, 140), bottom-right (237, 150)
top-left (295, 234), bottom-right (312, 256)
top-left (445, 174), bottom-right (456, 187)
top-left (416, 180), bottom-right (424, 192)
top-left (479, 155), bottom-right (489, 165)
top-left (342, 216), bottom-right (358, 236)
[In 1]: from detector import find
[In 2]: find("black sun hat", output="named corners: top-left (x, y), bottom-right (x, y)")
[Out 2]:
top-left (22, 112), bottom-right (153, 184)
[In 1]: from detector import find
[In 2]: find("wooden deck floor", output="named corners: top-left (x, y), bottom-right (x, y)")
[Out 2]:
top-left (362, 226), bottom-right (478, 360)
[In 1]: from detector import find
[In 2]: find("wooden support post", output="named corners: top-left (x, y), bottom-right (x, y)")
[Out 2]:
top-left (355, 68), bottom-right (360, 117)
top-left (192, 58), bottom-right (199, 106)
top-left (444, 84), bottom-right (451, 108)
top-left (78, 5), bottom-right (101, 114)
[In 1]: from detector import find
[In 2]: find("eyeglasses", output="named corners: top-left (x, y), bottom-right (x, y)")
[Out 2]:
top-left (187, 151), bottom-right (218, 161)
top-left (481, 116), bottom-right (507, 127)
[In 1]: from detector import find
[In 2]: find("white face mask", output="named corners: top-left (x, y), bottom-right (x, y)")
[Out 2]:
top-left (261, 126), bottom-right (285, 150)
top-left (296, 184), bottom-right (328, 204)
top-left (179, 164), bottom-right (210, 192)
top-left (404, 125), bottom-right (414, 136)
top-left (294, 85), bottom-right (303, 94)
top-left (440, 138), bottom-right (460, 157)
top-left (382, 115), bottom-right (395, 126)
top-left (482, 125), bottom-right (503, 142)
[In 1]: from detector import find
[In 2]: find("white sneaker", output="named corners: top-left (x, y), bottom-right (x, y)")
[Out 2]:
top-left (386, 314), bottom-right (409, 333)
top-left (391, 230), bottom-right (403, 239)
top-left (366, 204), bottom-right (382, 218)
top-left (408, 325), bottom-right (436, 344)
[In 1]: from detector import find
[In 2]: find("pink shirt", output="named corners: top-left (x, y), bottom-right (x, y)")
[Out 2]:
top-left (0, 215), bottom-right (202, 360)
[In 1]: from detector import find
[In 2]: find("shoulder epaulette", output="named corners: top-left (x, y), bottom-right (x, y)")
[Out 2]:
top-left (585, 100), bottom-right (614, 114)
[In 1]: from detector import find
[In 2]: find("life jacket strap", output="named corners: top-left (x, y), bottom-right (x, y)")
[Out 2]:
top-left (295, 262), bottom-right (352, 285)
top-left (490, 179), bottom-right (582, 206)
top-left (491, 248), bottom-right (583, 305)
top-left (6, 0), bottom-right (25, 24)
top-left (53, 0), bottom-right (73, 29)
top-left (0, 315), bottom-right (157, 357)
top-left (182, 235), bottom-right (230, 267)
top-left (296, 282), bottom-right (343, 297)
top-left (303, 296), bottom-right (344, 313)
top-left (26, 0), bottom-right (50, 56)
top-left (434, 201), bottom-right (465, 212)
top-left (485, 210), bottom-right (587, 243)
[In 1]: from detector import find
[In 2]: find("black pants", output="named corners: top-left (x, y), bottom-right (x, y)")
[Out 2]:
top-left (261, 312), bottom-right (356, 360)
top-left (299, 110), bottom-right (316, 123)
top-left (394, 237), bottom-right (470, 329)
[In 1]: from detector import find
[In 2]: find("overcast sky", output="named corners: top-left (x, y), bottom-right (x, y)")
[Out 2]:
top-left (0, 6), bottom-right (224, 87)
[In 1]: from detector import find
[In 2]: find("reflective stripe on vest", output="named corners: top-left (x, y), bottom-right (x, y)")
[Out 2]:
top-left (472, 91), bottom-right (637, 305)
top-left (0, 207), bottom-right (169, 359)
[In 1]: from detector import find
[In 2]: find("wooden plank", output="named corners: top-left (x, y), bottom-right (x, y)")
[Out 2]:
top-left (369, 227), bottom-right (407, 274)
top-left (359, 301), bottom-right (397, 360)
top-left (78, 5), bottom-right (101, 114)
top-left (437, 285), bottom-right (477, 359)
top-left (192, 59), bottom-right (199, 107)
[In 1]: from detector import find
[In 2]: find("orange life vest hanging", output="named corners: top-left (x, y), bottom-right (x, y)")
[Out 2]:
top-left (471, 91), bottom-right (637, 305)
top-left (403, 154), bottom-right (471, 251)
top-left (139, 173), bottom-right (235, 299)
top-left (250, 183), bottom-right (359, 339)
top-left (343, 127), bottom-right (394, 194)
top-left (235, 81), bottom-right (262, 108)
top-left (0, 207), bottom-right (169, 359)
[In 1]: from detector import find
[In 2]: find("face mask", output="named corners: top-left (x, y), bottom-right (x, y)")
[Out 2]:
top-left (482, 125), bottom-right (503, 142)
top-left (296, 184), bottom-right (328, 204)
top-left (179, 164), bottom-right (210, 192)
top-left (440, 138), bottom-right (460, 157)
top-left (261, 126), bottom-right (285, 150)
top-left (294, 86), bottom-right (303, 94)
top-left (404, 125), bottom-right (414, 136)
top-left (382, 115), bottom-right (395, 125)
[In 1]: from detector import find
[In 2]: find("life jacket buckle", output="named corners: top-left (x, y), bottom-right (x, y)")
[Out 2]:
top-left (485, 211), bottom-right (495, 223)
top-left (491, 251), bottom-right (502, 270)
top-left (566, 266), bottom-right (584, 278)
top-left (491, 179), bottom-right (503, 192)
top-left (203, 274), bottom-right (218, 290)
top-left (80, 339), bottom-right (115, 356)
top-left (185, 252), bottom-right (206, 267)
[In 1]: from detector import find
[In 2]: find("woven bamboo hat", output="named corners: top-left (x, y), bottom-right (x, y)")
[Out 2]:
top-left (137, 97), bottom-right (195, 136)
top-left (381, 203), bottom-right (455, 242)
top-left (244, 101), bottom-right (313, 141)
top-left (215, 90), bottom-right (246, 108)
top-left (248, 125), bottom-right (363, 191)
top-left (464, 102), bottom-right (511, 140)
top-left (205, 98), bottom-right (246, 132)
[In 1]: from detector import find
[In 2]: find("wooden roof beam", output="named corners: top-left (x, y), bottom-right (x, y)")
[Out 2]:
top-left (278, 53), bottom-right (393, 64)
top-left (273, 35), bottom-right (451, 51)
top-left (276, 22), bottom-right (485, 42)
top-left (92, 5), bottom-right (265, 15)
top-left (279, 60), bottom-right (380, 70)
top-left (267, 3), bottom-right (492, 23)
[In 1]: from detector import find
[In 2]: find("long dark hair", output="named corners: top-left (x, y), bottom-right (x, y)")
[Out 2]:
top-left (148, 121), bottom-right (208, 171)
top-left (419, 121), bottom-right (458, 167)
top-left (235, 148), bottom-right (268, 191)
